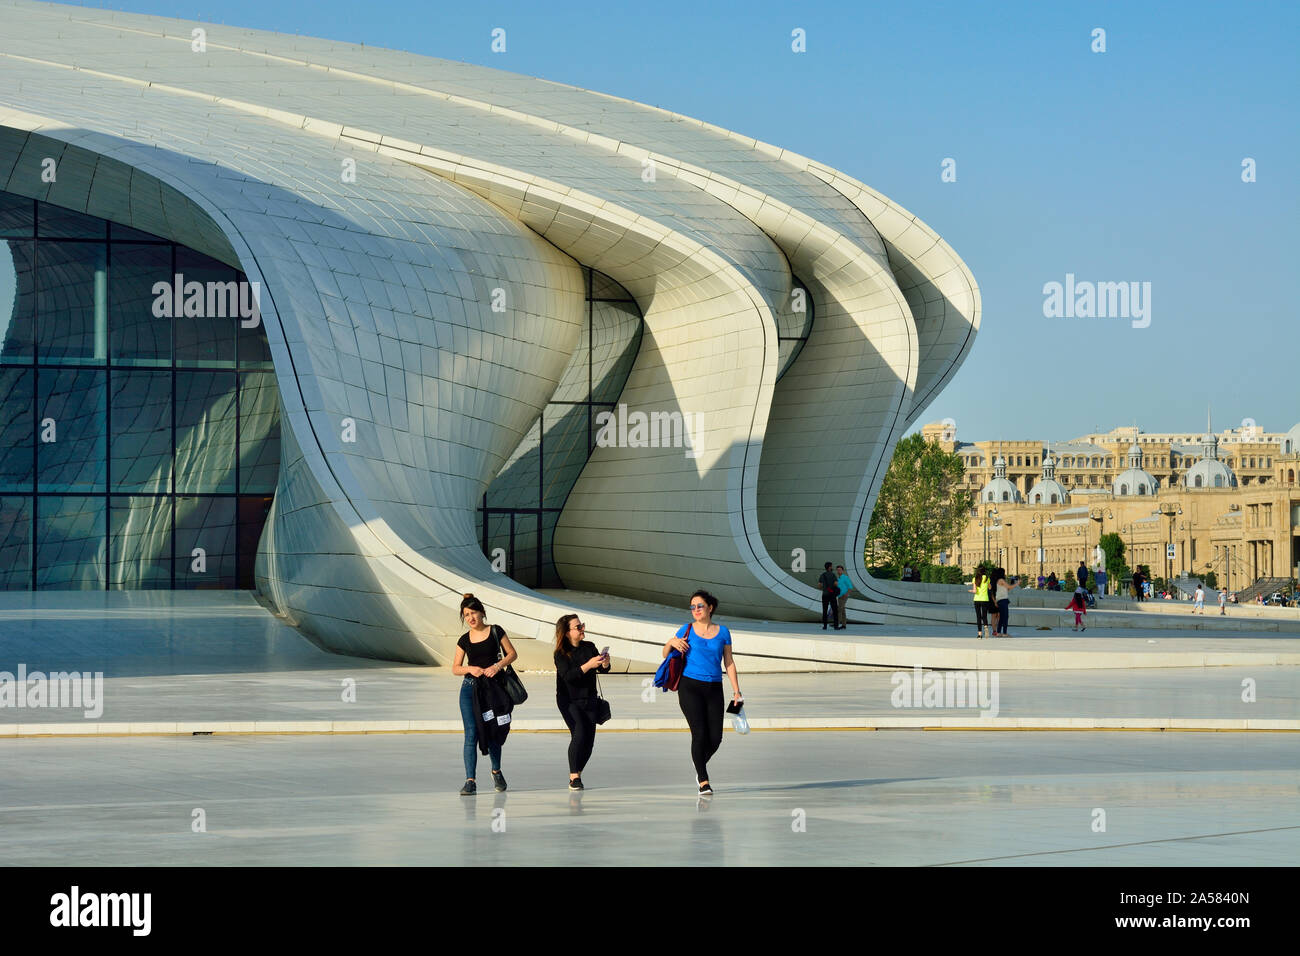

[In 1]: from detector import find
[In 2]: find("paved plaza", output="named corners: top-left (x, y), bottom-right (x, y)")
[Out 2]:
top-left (1, 732), bottom-right (1295, 866)
top-left (1, 593), bottom-right (1296, 865)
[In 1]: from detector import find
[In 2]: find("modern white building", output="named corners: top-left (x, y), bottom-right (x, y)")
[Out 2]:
top-left (0, 0), bottom-right (979, 663)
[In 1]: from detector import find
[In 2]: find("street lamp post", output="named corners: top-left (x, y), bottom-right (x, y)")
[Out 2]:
top-left (1089, 507), bottom-right (1113, 593)
top-left (982, 506), bottom-right (998, 564)
top-left (1031, 514), bottom-right (1053, 581)
top-left (1158, 502), bottom-right (1182, 591)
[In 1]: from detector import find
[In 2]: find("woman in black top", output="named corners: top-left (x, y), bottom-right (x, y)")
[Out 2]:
top-left (554, 613), bottom-right (610, 791)
top-left (451, 593), bottom-right (518, 796)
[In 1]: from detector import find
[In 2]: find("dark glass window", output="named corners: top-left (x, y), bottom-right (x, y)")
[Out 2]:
top-left (36, 494), bottom-right (106, 588)
top-left (175, 495), bottom-right (237, 588)
top-left (478, 267), bottom-right (644, 588)
top-left (109, 495), bottom-right (172, 589)
top-left (0, 188), bottom-right (280, 589)
top-left (0, 367), bottom-right (34, 491)
top-left (36, 241), bottom-right (107, 364)
top-left (110, 369), bottom-right (172, 493)
top-left (110, 243), bottom-right (172, 366)
top-left (174, 248), bottom-right (238, 367)
top-left (175, 371), bottom-right (237, 493)
top-left (0, 239), bottom-right (36, 362)
top-left (0, 495), bottom-right (31, 589)
top-left (37, 368), bottom-right (106, 492)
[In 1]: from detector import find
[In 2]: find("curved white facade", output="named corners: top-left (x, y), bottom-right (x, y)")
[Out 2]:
top-left (0, 0), bottom-right (979, 663)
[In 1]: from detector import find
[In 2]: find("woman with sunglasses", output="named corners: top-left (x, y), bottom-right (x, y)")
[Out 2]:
top-left (554, 613), bottom-right (610, 791)
top-left (451, 593), bottom-right (517, 795)
top-left (663, 589), bottom-right (741, 795)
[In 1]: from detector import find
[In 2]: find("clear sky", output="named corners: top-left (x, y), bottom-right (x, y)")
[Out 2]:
top-left (60, 0), bottom-right (1300, 442)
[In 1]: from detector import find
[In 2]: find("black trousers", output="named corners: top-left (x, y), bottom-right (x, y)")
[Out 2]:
top-left (822, 592), bottom-right (837, 626)
top-left (558, 697), bottom-right (597, 774)
top-left (678, 675), bottom-right (724, 782)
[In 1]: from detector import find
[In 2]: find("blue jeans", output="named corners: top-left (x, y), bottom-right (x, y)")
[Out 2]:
top-left (459, 677), bottom-right (502, 779)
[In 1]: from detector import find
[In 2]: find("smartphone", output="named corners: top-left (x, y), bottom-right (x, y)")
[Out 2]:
top-left (601, 646), bottom-right (610, 658)
top-left (726, 698), bottom-right (744, 714)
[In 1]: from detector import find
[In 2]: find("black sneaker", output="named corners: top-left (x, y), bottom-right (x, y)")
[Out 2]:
top-left (459, 779), bottom-right (476, 796)
top-left (698, 781), bottom-right (713, 795)
top-left (569, 776), bottom-right (584, 791)
top-left (492, 770), bottom-right (507, 792)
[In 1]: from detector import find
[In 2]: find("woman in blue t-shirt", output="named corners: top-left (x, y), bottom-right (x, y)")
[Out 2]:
top-left (662, 589), bottom-right (742, 795)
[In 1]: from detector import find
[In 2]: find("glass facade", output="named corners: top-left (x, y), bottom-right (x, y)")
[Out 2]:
top-left (478, 267), bottom-right (643, 588)
top-left (0, 191), bottom-right (280, 589)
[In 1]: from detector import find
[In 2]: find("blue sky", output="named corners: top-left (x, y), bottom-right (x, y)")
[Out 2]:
top-left (66, 0), bottom-right (1300, 442)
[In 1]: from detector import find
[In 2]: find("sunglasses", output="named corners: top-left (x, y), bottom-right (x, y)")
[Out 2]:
top-left (571, 621), bottom-right (586, 630)
top-left (689, 603), bottom-right (707, 611)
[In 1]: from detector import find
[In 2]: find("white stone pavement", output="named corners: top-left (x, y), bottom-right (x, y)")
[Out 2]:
top-left (1, 593), bottom-right (1297, 735)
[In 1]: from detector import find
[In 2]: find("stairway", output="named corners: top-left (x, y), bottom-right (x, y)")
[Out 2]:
top-left (1234, 577), bottom-right (1292, 604)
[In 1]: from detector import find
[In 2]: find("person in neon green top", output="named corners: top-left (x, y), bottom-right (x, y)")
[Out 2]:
top-left (969, 569), bottom-right (993, 639)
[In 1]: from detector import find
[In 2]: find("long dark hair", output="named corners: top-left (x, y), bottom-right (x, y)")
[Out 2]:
top-left (554, 613), bottom-right (580, 659)
top-left (973, 569), bottom-right (985, 589)
top-left (989, 567), bottom-right (1005, 591)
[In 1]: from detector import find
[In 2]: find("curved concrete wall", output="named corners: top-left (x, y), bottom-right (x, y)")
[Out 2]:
top-left (0, 0), bottom-right (981, 660)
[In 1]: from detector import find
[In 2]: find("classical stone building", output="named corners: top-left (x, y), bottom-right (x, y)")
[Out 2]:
top-left (925, 421), bottom-right (1300, 591)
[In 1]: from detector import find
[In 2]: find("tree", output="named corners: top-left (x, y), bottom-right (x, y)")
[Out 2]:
top-left (1098, 532), bottom-right (1129, 596)
top-left (1063, 569), bottom-right (1077, 591)
top-left (866, 433), bottom-right (970, 577)
top-left (1204, 570), bottom-right (1218, 590)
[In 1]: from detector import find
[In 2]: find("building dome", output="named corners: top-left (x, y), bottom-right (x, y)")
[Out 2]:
top-left (1282, 422), bottom-right (1300, 456)
top-left (1112, 442), bottom-right (1158, 496)
top-left (980, 453), bottom-right (1022, 503)
top-left (1183, 432), bottom-right (1237, 488)
top-left (1028, 450), bottom-right (1068, 505)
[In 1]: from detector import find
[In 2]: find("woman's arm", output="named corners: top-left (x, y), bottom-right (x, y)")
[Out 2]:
top-left (452, 645), bottom-right (482, 678)
top-left (556, 649), bottom-right (588, 685)
top-left (663, 627), bottom-right (688, 657)
top-left (484, 633), bottom-right (518, 677)
top-left (722, 643), bottom-right (740, 701)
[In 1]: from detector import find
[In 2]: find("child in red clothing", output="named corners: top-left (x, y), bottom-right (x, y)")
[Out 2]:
top-left (1066, 590), bottom-right (1087, 631)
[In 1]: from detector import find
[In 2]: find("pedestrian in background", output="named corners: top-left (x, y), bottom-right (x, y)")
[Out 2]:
top-left (818, 562), bottom-right (839, 630)
top-left (970, 568), bottom-right (992, 639)
top-left (1066, 588), bottom-right (1088, 631)
top-left (834, 564), bottom-right (853, 629)
top-left (994, 567), bottom-right (1017, 636)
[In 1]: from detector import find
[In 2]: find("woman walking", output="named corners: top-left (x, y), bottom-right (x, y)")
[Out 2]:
top-left (993, 567), bottom-right (1017, 636)
top-left (451, 593), bottom-right (518, 795)
top-left (663, 589), bottom-right (742, 795)
top-left (554, 613), bottom-right (610, 791)
top-left (970, 568), bottom-right (992, 639)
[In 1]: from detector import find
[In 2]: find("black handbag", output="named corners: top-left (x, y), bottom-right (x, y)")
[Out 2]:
top-left (593, 671), bottom-right (611, 725)
top-left (490, 625), bottom-right (528, 706)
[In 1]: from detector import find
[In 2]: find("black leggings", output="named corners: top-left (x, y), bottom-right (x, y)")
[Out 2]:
top-left (558, 698), bottom-right (597, 774)
top-left (974, 601), bottom-right (990, 628)
top-left (678, 675), bottom-right (724, 782)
